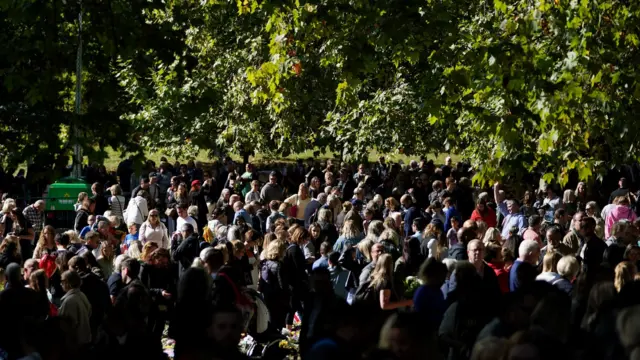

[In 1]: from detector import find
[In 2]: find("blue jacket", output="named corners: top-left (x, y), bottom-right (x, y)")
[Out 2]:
top-left (444, 207), bottom-right (461, 233)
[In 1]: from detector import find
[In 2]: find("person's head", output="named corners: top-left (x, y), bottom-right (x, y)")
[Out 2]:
top-left (140, 178), bottom-right (150, 189)
top-left (141, 242), bottom-right (159, 263)
top-left (545, 226), bottom-right (563, 247)
top-left (371, 242), bottom-right (384, 262)
top-left (620, 177), bottom-right (628, 189)
top-left (100, 240), bottom-right (114, 259)
top-left (467, 240), bottom-right (485, 268)
top-left (121, 257), bottom-right (141, 283)
top-left (412, 217), bottom-right (427, 234)
top-left (91, 182), bottom-right (103, 195)
top-left (55, 232), bottom-right (70, 248)
top-left (230, 239), bottom-right (245, 260)
top-left (541, 251), bottom-right (562, 273)
top-left (24, 258), bottom-right (39, 281)
top-left (180, 222), bottom-right (195, 239)
top-left (207, 306), bottom-right (243, 349)
top-left (268, 171), bottom-right (278, 185)
top-left (38, 225), bottom-right (56, 248)
top-left (61, 270), bottom-right (81, 292)
top-left (484, 243), bottom-right (504, 264)
top-left (400, 194), bottom-right (413, 208)
top-left (370, 253), bottom-right (393, 287)
top-left (76, 192), bottom-right (88, 205)
top-left (518, 239), bottom-right (540, 265)
top-left (84, 231), bottom-right (99, 249)
top-left (507, 199), bottom-right (520, 214)
top-left (585, 202), bottom-right (598, 217)
top-left (557, 255), bottom-right (580, 281)
top-left (529, 215), bottom-right (542, 230)
top-left (615, 261), bottom-right (637, 293)
top-left (29, 269), bottom-right (48, 294)
top-left (571, 211), bottom-right (585, 232)
top-left (418, 257), bottom-right (448, 287)
top-left (579, 216), bottom-right (596, 237)
top-left (554, 209), bottom-right (568, 225)
top-left (265, 240), bottom-right (287, 261)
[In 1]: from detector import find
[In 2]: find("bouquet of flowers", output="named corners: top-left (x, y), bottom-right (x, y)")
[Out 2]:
top-left (403, 276), bottom-right (423, 299)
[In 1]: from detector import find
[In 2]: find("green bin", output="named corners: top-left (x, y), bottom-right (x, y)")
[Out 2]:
top-left (45, 177), bottom-right (92, 229)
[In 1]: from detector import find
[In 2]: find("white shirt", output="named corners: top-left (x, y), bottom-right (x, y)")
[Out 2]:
top-left (124, 196), bottom-right (149, 225)
top-left (140, 221), bottom-right (170, 248)
top-left (177, 216), bottom-right (199, 234)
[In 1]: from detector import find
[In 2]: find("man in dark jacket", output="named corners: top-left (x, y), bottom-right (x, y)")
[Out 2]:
top-left (401, 195), bottom-right (421, 239)
top-left (172, 223), bottom-right (200, 277)
top-left (578, 217), bottom-right (607, 272)
top-left (69, 255), bottom-right (111, 339)
top-left (337, 169), bottom-right (356, 201)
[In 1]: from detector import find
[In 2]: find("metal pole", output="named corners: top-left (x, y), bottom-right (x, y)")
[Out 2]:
top-left (72, 0), bottom-right (83, 178)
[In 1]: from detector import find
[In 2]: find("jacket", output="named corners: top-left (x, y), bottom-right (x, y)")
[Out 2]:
top-left (60, 288), bottom-right (92, 347)
top-left (260, 183), bottom-right (284, 204)
top-left (448, 243), bottom-right (468, 261)
top-left (329, 265), bottom-right (350, 300)
top-left (125, 196), bottom-right (149, 225)
top-left (172, 234), bottom-right (200, 277)
top-left (79, 271), bottom-right (111, 335)
top-left (486, 261), bottom-right (509, 294)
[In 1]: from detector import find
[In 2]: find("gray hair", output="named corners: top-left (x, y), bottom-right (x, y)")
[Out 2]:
top-left (227, 225), bottom-right (242, 241)
top-left (318, 208), bottom-right (332, 223)
top-left (188, 205), bottom-right (198, 217)
top-left (114, 254), bottom-right (130, 273)
top-left (216, 225), bottom-right (229, 239)
top-left (317, 193), bottom-right (328, 204)
top-left (519, 239), bottom-right (540, 258)
top-left (557, 255), bottom-right (579, 279)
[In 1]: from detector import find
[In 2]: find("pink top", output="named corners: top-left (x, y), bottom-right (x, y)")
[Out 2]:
top-left (605, 205), bottom-right (637, 239)
top-left (522, 228), bottom-right (542, 247)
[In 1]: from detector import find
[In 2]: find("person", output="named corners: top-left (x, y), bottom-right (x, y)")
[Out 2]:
top-left (578, 216), bottom-right (606, 272)
top-left (260, 171), bottom-right (284, 204)
top-left (284, 183), bottom-right (312, 225)
top-left (312, 241), bottom-right (331, 270)
top-left (327, 251), bottom-right (349, 300)
top-left (401, 195), bottom-right (421, 239)
top-left (333, 220), bottom-right (363, 254)
top-left (614, 261), bottom-right (637, 293)
top-left (3, 208), bottom-right (35, 261)
top-left (484, 243), bottom-right (509, 294)
top-left (245, 180), bottom-right (261, 204)
top-left (259, 240), bottom-right (289, 330)
top-left (609, 177), bottom-right (631, 204)
top-left (176, 204), bottom-right (199, 235)
top-left (107, 254), bottom-right (129, 304)
top-left (78, 230), bottom-right (100, 258)
top-left (360, 242), bottom-right (384, 286)
top-left (536, 251), bottom-right (563, 283)
top-left (413, 257), bottom-right (448, 328)
top-left (501, 200), bottom-right (528, 240)
top-left (140, 248), bottom-right (174, 340)
top-left (59, 270), bottom-right (92, 351)
top-left (68, 255), bottom-right (110, 338)
top-left (359, 253), bottom-right (412, 310)
top-left (108, 184), bottom-right (127, 219)
top-left (96, 241), bottom-right (115, 279)
top-left (92, 182), bottom-right (110, 217)
top-left (304, 193), bottom-right (328, 228)
top-left (542, 225), bottom-right (572, 258)
top-left (284, 227), bottom-right (309, 328)
top-left (32, 225), bottom-right (56, 259)
top-left (554, 255), bottom-right (579, 294)
top-left (139, 209), bottom-right (169, 249)
top-left (124, 190), bottom-right (149, 230)
top-left (509, 239), bottom-right (540, 292)
top-left (172, 223), bottom-right (200, 279)
top-left (605, 196), bottom-right (637, 239)
top-left (521, 215), bottom-right (542, 247)
top-left (22, 200), bottom-right (45, 241)
top-left (470, 199), bottom-right (496, 229)
top-left (421, 220), bottom-right (447, 260)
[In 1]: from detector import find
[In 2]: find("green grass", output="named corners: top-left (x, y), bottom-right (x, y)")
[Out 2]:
top-left (102, 147), bottom-right (460, 170)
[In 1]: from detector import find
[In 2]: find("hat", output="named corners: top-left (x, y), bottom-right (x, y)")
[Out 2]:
top-left (191, 180), bottom-right (201, 187)
top-left (149, 172), bottom-right (158, 178)
top-left (351, 199), bottom-right (364, 207)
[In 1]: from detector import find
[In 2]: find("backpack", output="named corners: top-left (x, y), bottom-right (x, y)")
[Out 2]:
top-left (354, 280), bottom-right (377, 305)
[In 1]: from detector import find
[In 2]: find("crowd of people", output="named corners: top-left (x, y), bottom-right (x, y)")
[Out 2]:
top-left (3, 155), bottom-right (640, 360)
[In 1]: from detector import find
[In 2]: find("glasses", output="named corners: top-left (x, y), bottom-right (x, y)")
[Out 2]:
top-left (149, 214), bottom-right (158, 217)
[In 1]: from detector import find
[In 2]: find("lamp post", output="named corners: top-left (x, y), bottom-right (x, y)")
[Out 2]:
top-left (72, 0), bottom-right (83, 178)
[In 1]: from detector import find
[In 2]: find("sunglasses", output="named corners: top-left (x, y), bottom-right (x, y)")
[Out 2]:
top-left (149, 214), bottom-right (158, 217)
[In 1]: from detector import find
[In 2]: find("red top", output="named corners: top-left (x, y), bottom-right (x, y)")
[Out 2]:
top-left (486, 261), bottom-right (510, 294)
top-left (470, 207), bottom-right (497, 228)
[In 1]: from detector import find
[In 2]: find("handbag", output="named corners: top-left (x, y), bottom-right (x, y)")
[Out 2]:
top-left (165, 207), bottom-right (177, 217)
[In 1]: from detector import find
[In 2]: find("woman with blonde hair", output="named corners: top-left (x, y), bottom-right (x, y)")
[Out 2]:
top-left (127, 240), bottom-right (143, 260)
top-left (482, 227), bottom-right (501, 246)
top-left (33, 225), bottom-right (56, 259)
top-left (333, 219), bottom-right (364, 254)
top-left (259, 240), bottom-right (289, 330)
top-left (140, 241), bottom-right (159, 263)
top-left (423, 222), bottom-right (447, 260)
top-left (563, 189), bottom-right (577, 216)
top-left (139, 209), bottom-right (170, 249)
top-left (75, 192), bottom-right (88, 212)
top-left (284, 183), bottom-right (311, 225)
top-left (97, 241), bottom-right (115, 278)
top-left (615, 261), bottom-right (637, 293)
top-left (363, 253), bottom-right (412, 310)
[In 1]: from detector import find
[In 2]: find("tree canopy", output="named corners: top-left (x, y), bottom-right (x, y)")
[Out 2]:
top-left (3, 0), bottom-right (640, 185)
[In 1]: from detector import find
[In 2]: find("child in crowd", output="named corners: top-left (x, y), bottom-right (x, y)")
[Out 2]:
top-left (447, 216), bottom-right (460, 248)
